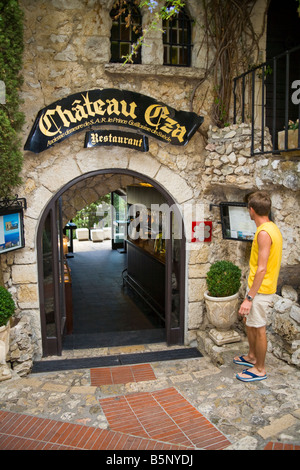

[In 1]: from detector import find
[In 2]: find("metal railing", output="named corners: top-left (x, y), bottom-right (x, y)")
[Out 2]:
top-left (233, 44), bottom-right (300, 156)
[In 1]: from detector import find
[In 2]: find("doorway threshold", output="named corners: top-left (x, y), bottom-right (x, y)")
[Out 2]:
top-left (31, 347), bottom-right (203, 373)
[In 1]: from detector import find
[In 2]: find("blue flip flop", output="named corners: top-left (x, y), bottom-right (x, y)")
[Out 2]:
top-left (233, 355), bottom-right (255, 368)
top-left (236, 369), bottom-right (267, 382)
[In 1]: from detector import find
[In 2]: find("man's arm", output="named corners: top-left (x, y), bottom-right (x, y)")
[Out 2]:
top-left (239, 230), bottom-right (272, 316)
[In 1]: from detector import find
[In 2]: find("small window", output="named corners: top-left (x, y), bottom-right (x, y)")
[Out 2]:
top-left (110, 1), bottom-right (142, 63)
top-left (163, 8), bottom-right (192, 67)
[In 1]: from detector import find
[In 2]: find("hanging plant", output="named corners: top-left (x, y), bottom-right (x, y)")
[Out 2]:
top-left (0, 0), bottom-right (24, 199)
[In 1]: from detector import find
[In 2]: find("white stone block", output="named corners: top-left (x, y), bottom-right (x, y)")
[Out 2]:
top-left (103, 227), bottom-right (111, 239)
top-left (76, 228), bottom-right (89, 240)
top-left (90, 229), bottom-right (104, 242)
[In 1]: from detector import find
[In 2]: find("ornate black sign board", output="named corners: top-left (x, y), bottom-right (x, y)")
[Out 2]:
top-left (24, 88), bottom-right (204, 153)
top-left (84, 130), bottom-right (149, 152)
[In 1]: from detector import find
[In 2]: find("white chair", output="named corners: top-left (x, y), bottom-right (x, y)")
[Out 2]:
top-left (76, 228), bottom-right (89, 240)
top-left (90, 229), bottom-right (104, 242)
top-left (103, 227), bottom-right (111, 239)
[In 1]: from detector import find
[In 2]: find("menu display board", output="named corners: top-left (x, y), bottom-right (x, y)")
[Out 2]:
top-left (220, 202), bottom-right (257, 241)
top-left (0, 208), bottom-right (25, 253)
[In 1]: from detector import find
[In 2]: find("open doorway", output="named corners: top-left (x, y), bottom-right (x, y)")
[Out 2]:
top-left (37, 169), bottom-right (186, 357)
top-left (62, 190), bottom-right (166, 350)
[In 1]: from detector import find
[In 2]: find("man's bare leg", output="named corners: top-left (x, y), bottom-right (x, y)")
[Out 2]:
top-left (250, 325), bottom-right (267, 375)
top-left (233, 324), bottom-right (256, 365)
top-left (244, 325), bottom-right (257, 364)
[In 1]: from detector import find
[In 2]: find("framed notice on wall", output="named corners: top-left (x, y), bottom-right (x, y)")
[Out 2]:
top-left (219, 202), bottom-right (257, 241)
top-left (0, 207), bottom-right (25, 254)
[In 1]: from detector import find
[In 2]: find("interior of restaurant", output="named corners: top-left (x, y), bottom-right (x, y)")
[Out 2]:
top-left (61, 183), bottom-right (169, 350)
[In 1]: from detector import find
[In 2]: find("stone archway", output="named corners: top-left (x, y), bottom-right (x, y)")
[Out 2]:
top-left (36, 167), bottom-right (187, 356)
top-left (60, 172), bottom-right (142, 226)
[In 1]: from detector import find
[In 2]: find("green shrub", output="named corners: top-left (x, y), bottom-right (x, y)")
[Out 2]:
top-left (0, 286), bottom-right (15, 327)
top-left (206, 260), bottom-right (241, 297)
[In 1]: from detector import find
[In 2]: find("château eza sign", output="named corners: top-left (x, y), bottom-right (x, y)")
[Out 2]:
top-left (24, 89), bottom-right (203, 153)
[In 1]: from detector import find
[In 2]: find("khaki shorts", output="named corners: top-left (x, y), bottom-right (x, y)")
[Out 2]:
top-left (246, 291), bottom-right (274, 328)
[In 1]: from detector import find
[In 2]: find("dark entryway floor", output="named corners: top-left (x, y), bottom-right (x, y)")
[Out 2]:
top-left (62, 240), bottom-right (165, 350)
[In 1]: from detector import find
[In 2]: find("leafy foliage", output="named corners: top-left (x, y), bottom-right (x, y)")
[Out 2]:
top-left (73, 195), bottom-right (111, 230)
top-left (0, 0), bottom-right (24, 198)
top-left (288, 119), bottom-right (299, 130)
top-left (206, 260), bottom-right (241, 297)
top-left (0, 286), bottom-right (15, 327)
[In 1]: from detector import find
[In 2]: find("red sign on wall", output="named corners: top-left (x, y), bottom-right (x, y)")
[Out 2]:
top-left (191, 221), bottom-right (212, 242)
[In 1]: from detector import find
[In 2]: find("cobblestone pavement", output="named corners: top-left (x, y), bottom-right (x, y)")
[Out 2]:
top-left (0, 340), bottom-right (300, 450)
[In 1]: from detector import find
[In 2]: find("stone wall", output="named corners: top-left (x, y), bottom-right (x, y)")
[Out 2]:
top-left (203, 123), bottom-right (300, 268)
top-left (8, 0), bottom-right (208, 364)
top-left (270, 286), bottom-right (300, 367)
top-left (196, 124), bottom-right (300, 367)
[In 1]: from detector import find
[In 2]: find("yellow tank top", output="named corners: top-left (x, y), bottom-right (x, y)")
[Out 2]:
top-left (248, 221), bottom-right (282, 294)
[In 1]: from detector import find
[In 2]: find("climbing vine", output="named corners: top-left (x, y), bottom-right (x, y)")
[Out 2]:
top-left (198, 0), bottom-right (269, 127)
top-left (0, 0), bottom-right (24, 199)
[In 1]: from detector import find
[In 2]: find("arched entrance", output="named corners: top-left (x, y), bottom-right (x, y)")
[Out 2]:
top-left (37, 168), bottom-right (186, 357)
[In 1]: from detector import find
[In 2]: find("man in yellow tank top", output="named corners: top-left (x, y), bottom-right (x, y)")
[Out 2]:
top-left (234, 191), bottom-right (282, 382)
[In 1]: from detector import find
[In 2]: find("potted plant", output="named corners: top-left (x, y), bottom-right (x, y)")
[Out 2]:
top-left (204, 260), bottom-right (242, 346)
top-left (0, 286), bottom-right (15, 370)
top-left (278, 119), bottom-right (300, 155)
